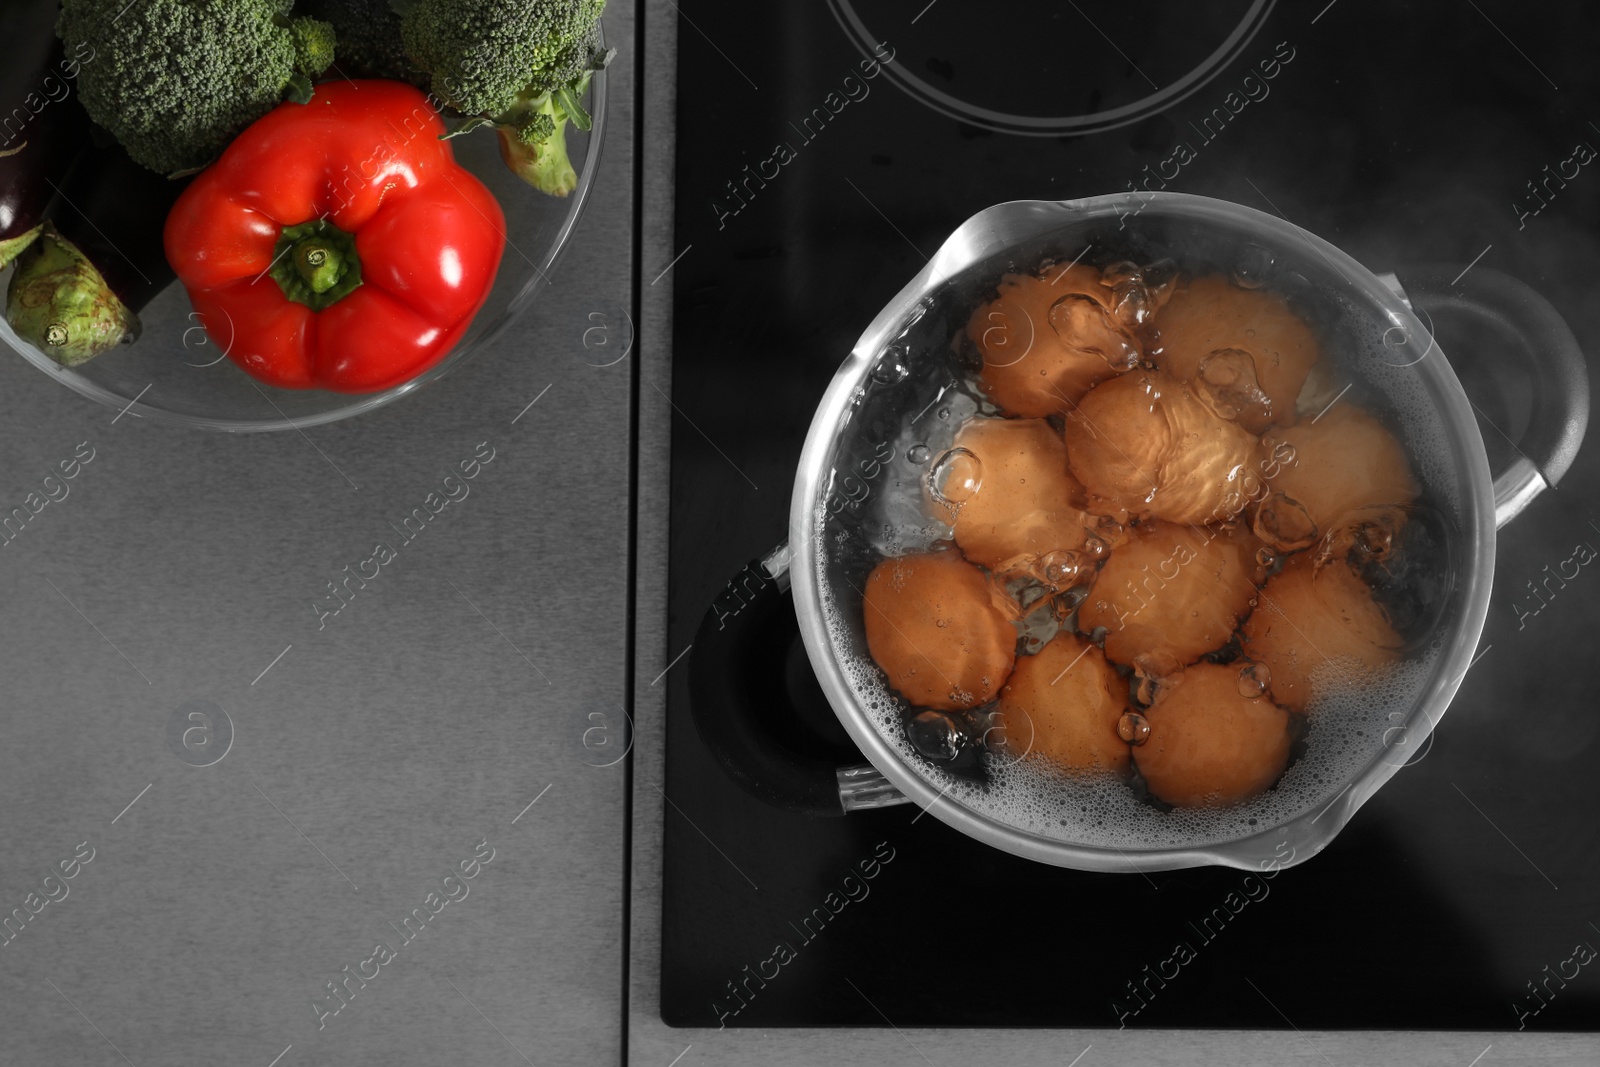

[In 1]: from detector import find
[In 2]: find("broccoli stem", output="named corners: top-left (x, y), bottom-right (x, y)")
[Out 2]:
top-left (492, 75), bottom-right (591, 197)
top-left (496, 124), bottom-right (576, 198)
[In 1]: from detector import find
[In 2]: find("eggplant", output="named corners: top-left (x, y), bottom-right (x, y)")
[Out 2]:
top-left (48, 143), bottom-right (188, 313)
top-left (7, 143), bottom-right (191, 365)
top-left (1, 1), bottom-right (94, 269)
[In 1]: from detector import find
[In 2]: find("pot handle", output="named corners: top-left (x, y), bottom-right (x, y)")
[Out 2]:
top-left (1391, 265), bottom-right (1590, 529)
top-left (688, 544), bottom-right (911, 817)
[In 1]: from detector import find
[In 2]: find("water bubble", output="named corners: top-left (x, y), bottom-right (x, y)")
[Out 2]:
top-left (937, 407), bottom-right (950, 420)
top-left (1083, 535), bottom-right (1108, 559)
top-left (1238, 662), bottom-right (1272, 698)
top-left (1049, 293), bottom-right (1140, 370)
top-left (1040, 550), bottom-right (1087, 588)
top-left (1101, 260), bottom-right (1154, 328)
top-left (1255, 546), bottom-right (1278, 569)
top-left (1195, 347), bottom-right (1272, 422)
top-left (906, 709), bottom-right (966, 763)
top-left (1000, 549), bottom-right (1095, 599)
top-left (1232, 245), bottom-right (1276, 289)
top-left (871, 355), bottom-right (910, 385)
top-left (927, 447), bottom-right (983, 507)
top-left (1253, 491), bottom-right (1318, 553)
top-left (907, 444), bottom-right (931, 464)
top-left (1091, 514), bottom-right (1127, 551)
top-left (946, 686), bottom-right (978, 709)
top-left (1118, 711), bottom-right (1151, 746)
top-left (1137, 258), bottom-right (1180, 311)
top-left (1100, 260), bottom-right (1141, 286)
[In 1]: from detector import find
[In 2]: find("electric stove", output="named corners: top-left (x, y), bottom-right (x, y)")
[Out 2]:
top-left (660, 0), bottom-right (1600, 1030)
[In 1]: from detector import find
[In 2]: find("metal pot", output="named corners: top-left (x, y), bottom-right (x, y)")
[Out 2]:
top-left (690, 194), bottom-right (1589, 872)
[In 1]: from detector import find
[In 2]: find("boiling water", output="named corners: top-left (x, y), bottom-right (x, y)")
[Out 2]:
top-left (811, 212), bottom-right (1466, 851)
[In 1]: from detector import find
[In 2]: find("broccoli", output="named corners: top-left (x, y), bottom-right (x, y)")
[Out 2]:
top-left (56, 0), bottom-right (336, 176)
top-left (290, 17), bottom-right (339, 81)
top-left (398, 0), bottom-right (613, 196)
top-left (298, 0), bottom-right (428, 87)
top-left (490, 35), bottom-right (608, 197)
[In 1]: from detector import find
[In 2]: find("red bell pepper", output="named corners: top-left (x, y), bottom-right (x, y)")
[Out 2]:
top-left (164, 80), bottom-right (506, 393)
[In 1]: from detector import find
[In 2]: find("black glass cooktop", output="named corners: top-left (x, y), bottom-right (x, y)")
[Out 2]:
top-left (660, 0), bottom-right (1600, 1030)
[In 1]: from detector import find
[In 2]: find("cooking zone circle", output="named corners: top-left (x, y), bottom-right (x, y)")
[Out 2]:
top-left (825, 0), bottom-right (1277, 136)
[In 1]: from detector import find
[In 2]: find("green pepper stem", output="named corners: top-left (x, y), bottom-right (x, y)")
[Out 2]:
top-left (271, 219), bottom-right (362, 310)
top-left (295, 241), bottom-right (343, 294)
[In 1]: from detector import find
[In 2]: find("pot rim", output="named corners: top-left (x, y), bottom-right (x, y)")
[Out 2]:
top-left (788, 192), bottom-right (1496, 873)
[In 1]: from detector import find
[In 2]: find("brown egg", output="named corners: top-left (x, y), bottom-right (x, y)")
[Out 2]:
top-left (1152, 275), bottom-right (1322, 433)
top-left (1241, 553), bottom-right (1402, 712)
top-left (1063, 370), bottom-right (1262, 525)
top-left (929, 417), bottom-right (1096, 570)
top-left (1079, 522), bottom-right (1266, 671)
top-left (991, 632), bottom-right (1130, 773)
top-left (862, 550), bottom-right (1016, 710)
top-left (970, 262), bottom-right (1142, 418)
top-left (1134, 662), bottom-right (1292, 807)
top-left (1255, 403), bottom-right (1418, 553)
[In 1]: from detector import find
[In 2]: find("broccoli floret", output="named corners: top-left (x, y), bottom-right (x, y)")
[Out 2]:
top-left (517, 113), bottom-right (559, 146)
top-left (399, 1), bottom-right (610, 195)
top-left (400, 0), bottom-right (604, 116)
top-left (399, 0), bottom-right (606, 117)
top-left (291, 17), bottom-right (338, 79)
top-left (56, 1), bottom-right (336, 175)
top-left (298, 0), bottom-right (427, 87)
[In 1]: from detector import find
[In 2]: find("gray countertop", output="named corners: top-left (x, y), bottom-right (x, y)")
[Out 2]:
top-left (0, 3), bottom-right (636, 1063)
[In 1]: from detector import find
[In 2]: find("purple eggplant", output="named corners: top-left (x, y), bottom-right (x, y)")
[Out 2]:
top-left (1, 1), bottom-right (95, 269)
top-left (7, 143), bottom-right (191, 365)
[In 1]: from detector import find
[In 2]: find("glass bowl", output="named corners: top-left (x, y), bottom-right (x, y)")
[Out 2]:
top-left (0, 31), bottom-right (609, 433)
